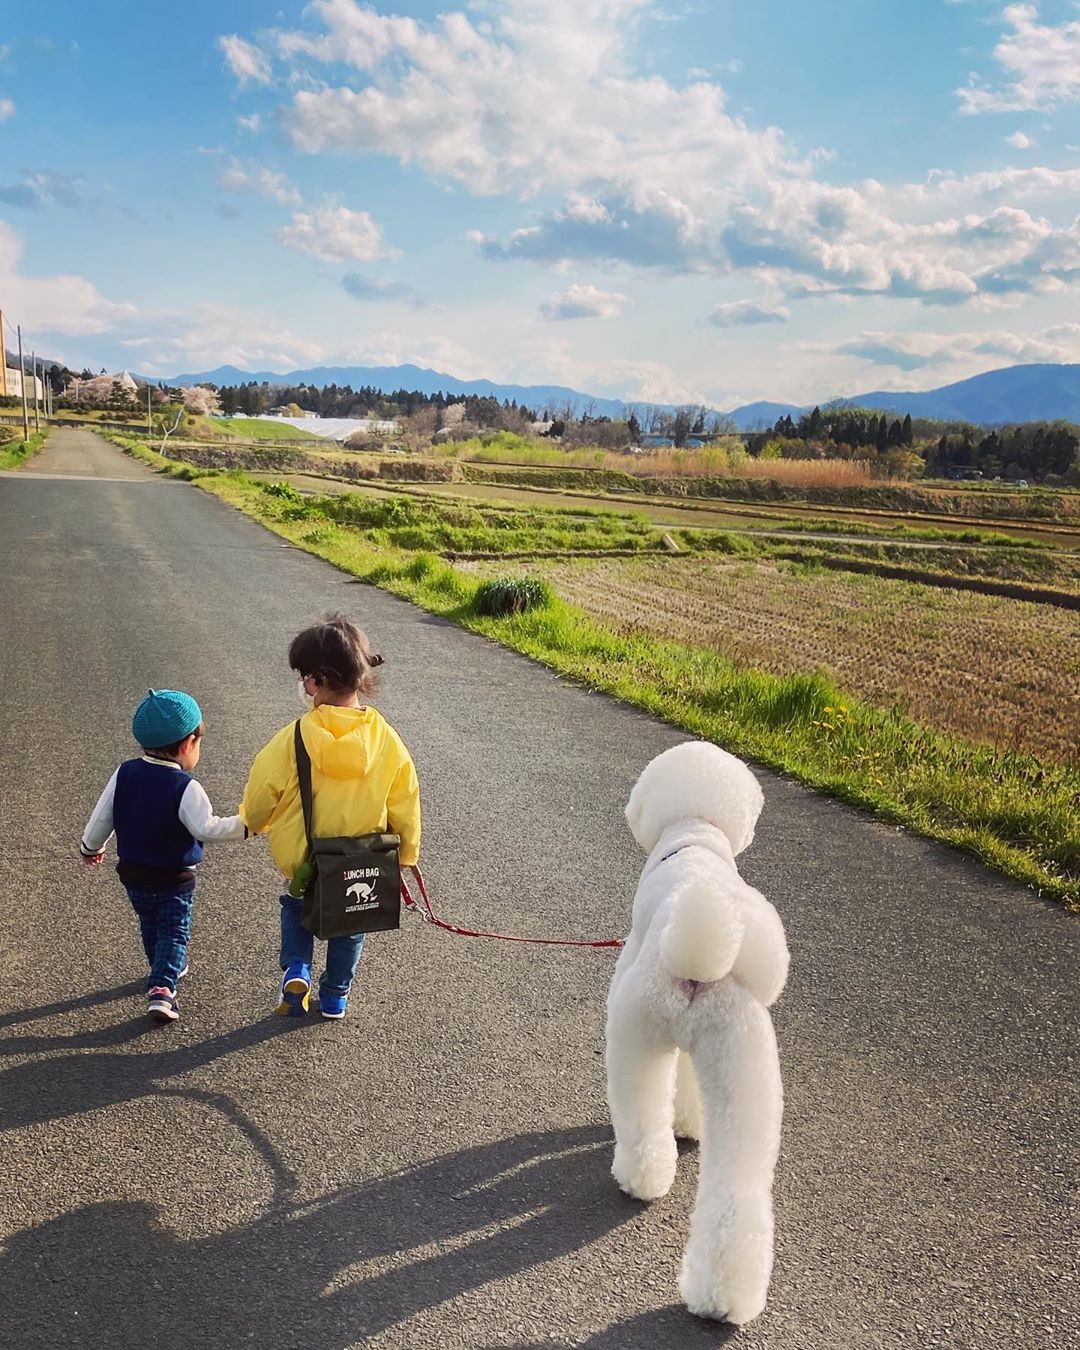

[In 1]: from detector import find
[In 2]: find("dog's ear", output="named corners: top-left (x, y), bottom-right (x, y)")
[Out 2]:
top-left (624, 777), bottom-right (647, 849)
top-left (624, 756), bottom-right (660, 850)
top-left (726, 771), bottom-right (765, 855)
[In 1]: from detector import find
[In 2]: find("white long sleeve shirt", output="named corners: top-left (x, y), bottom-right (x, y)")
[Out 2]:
top-left (80, 755), bottom-right (245, 856)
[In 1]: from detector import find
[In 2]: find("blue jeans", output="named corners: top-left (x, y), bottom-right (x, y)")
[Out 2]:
top-left (279, 895), bottom-right (365, 998)
top-left (125, 885), bottom-right (193, 993)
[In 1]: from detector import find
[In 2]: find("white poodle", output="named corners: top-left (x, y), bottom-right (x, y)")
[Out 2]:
top-left (605, 741), bottom-right (789, 1325)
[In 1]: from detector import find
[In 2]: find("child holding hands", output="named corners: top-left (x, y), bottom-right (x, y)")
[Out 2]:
top-left (80, 689), bottom-right (245, 1022)
top-left (242, 614), bottom-right (421, 1020)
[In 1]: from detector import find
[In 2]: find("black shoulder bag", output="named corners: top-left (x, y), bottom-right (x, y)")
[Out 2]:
top-left (293, 721), bottom-right (402, 939)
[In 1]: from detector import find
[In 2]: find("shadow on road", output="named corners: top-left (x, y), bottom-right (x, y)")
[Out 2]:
top-left (0, 1016), bottom-right (309, 1127)
top-left (1, 1112), bottom-right (644, 1349)
top-left (0, 980), bottom-right (144, 1031)
top-left (487, 1303), bottom-right (737, 1347)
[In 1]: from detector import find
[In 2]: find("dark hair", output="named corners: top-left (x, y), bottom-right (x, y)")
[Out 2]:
top-left (288, 614), bottom-right (383, 696)
top-left (143, 724), bottom-right (205, 758)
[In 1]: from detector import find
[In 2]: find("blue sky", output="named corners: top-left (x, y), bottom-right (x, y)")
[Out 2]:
top-left (2, 0), bottom-right (1080, 406)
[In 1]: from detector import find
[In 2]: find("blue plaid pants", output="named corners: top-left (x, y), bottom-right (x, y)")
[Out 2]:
top-left (124, 885), bottom-right (194, 993)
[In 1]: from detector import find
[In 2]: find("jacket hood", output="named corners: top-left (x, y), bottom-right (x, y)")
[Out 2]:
top-left (300, 705), bottom-right (385, 779)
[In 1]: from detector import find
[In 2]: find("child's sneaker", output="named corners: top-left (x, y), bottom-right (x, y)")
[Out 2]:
top-left (277, 961), bottom-right (312, 1017)
top-left (319, 990), bottom-right (348, 1020)
top-left (147, 987), bottom-right (179, 1022)
top-left (178, 963), bottom-right (189, 979)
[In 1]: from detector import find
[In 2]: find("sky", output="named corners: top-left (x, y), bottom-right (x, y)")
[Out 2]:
top-left (1, 0), bottom-right (1080, 408)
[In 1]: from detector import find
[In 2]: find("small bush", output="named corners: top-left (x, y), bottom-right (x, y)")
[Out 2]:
top-left (474, 577), bottom-right (554, 617)
top-left (262, 480), bottom-right (304, 502)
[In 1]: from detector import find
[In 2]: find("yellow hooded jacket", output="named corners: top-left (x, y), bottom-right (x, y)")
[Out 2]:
top-left (241, 705), bottom-right (421, 881)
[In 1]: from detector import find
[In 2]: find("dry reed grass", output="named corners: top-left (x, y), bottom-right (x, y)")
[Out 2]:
top-left (442, 436), bottom-right (876, 488)
top-left (632, 451), bottom-right (873, 487)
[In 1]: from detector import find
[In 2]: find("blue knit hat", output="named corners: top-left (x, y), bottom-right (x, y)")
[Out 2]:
top-left (132, 689), bottom-right (203, 749)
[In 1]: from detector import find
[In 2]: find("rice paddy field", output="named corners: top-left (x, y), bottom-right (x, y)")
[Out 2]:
top-left (464, 554), bottom-right (1080, 765)
top-left (103, 434), bottom-right (1079, 901)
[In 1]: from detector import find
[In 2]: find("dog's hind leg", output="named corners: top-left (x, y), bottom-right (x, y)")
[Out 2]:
top-left (673, 1051), bottom-right (702, 1141)
top-left (606, 1000), bottom-right (678, 1201)
top-left (678, 998), bottom-right (782, 1324)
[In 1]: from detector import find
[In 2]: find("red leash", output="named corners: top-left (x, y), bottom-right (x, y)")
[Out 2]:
top-left (400, 870), bottom-right (624, 951)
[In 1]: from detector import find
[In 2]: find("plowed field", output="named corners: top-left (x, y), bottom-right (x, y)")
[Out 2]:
top-left (470, 556), bottom-right (1080, 763)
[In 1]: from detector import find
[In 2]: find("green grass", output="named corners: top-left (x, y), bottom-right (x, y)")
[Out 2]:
top-left (104, 433), bottom-right (235, 481)
top-left (433, 432), bottom-right (612, 469)
top-left (209, 417), bottom-right (324, 442)
top-left (771, 516), bottom-right (1052, 550)
top-left (171, 467), bottom-right (1078, 910)
top-left (52, 409), bottom-right (146, 423)
top-left (0, 430), bottom-right (46, 470)
top-left (255, 479), bottom-right (665, 554)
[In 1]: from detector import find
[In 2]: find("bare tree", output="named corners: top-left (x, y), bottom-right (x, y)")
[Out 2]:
top-left (156, 406), bottom-right (184, 453)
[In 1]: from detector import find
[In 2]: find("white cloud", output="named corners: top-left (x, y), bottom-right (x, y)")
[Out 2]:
top-left (957, 4), bottom-right (1080, 113)
top-left (706, 300), bottom-right (790, 327)
top-left (903, 164), bottom-right (1080, 207)
top-left (0, 99), bottom-right (14, 121)
top-left (279, 200), bottom-right (395, 262)
top-left (218, 159), bottom-right (300, 205)
top-left (0, 171), bottom-right (83, 209)
top-left (833, 323), bottom-right (1080, 372)
top-left (274, 0), bottom-right (789, 200)
top-left (540, 283), bottom-right (628, 320)
top-left (119, 303), bottom-right (327, 375)
top-left (243, 4), bottom-right (1080, 307)
top-left (1005, 129), bottom-right (1036, 148)
top-left (237, 113), bottom-right (263, 134)
top-left (0, 218), bottom-right (136, 335)
top-left (218, 34), bottom-right (272, 87)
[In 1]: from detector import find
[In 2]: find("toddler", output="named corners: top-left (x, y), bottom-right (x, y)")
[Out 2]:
top-left (80, 689), bottom-right (245, 1021)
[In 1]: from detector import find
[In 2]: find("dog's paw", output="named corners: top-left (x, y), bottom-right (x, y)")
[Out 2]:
top-left (612, 1137), bottom-right (677, 1201)
top-left (679, 1228), bottom-right (772, 1325)
top-left (679, 1265), bottom-right (768, 1326)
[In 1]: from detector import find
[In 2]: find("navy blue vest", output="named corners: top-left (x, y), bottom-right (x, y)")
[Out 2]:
top-left (113, 758), bottom-right (203, 890)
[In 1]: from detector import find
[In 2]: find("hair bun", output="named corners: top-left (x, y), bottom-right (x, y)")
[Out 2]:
top-left (369, 652), bottom-right (385, 668)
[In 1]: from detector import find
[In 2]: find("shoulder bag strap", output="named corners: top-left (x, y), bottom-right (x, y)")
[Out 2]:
top-left (294, 719), bottom-right (315, 847)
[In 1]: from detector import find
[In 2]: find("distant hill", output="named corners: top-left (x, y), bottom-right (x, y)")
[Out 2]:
top-left (161, 361), bottom-right (802, 428)
top-left (161, 363), bottom-right (638, 422)
top-left (723, 400), bottom-right (806, 430)
top-left (155, 361), bottom-right (1080, 429)
top-left (839, 363), bottom-right (1080, 424)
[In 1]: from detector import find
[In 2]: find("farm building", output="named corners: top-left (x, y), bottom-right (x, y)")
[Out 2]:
top-left (3, 365), bottom-right (44, 401)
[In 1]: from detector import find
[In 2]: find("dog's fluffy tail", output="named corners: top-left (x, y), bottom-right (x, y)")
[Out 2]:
top-left (660, 879), bottom-right (744, 984)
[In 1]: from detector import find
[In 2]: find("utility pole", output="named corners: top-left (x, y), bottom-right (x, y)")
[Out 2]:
top-left (147, 381), bottom-right (152, 437)
top-left (16, 325), bottom-right (29, 440)
top-left (31, 350), bottom-right (40, 431)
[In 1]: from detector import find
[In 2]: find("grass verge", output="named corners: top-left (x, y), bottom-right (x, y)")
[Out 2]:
top-left (0, 430), bottom-right (47, 470)
top-left (108, 438), bottom-right (1080, 908)
top-left (209, 417), bottom-right (324, 442)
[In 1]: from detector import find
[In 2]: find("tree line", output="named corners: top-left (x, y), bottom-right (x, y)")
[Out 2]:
top-left (747, 404), bottom-right (1079, 483)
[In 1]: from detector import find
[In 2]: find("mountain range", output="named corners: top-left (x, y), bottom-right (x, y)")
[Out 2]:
top-left (157, 361), bottom-right (1080, 430)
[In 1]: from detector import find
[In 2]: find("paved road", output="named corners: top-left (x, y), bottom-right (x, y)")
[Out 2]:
top-left (1, 428), bottom-right (1076, 1350)
top-left (11, 426), bottom-right (158, 478)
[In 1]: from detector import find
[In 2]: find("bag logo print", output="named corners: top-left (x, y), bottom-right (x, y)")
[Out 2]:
top-left (345, 879), bottom-right (380, 913)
